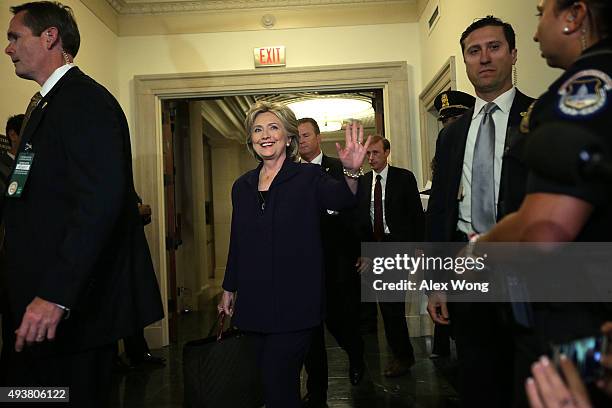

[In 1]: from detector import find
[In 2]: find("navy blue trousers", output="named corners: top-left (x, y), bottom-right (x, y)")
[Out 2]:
top-left (250, 329), bottom-right (313, 408)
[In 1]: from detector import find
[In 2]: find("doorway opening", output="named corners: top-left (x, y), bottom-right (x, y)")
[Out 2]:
top-left (131, 62), bottom-right (414, 347)
top-left (161, 89), bottom-right (385, 343)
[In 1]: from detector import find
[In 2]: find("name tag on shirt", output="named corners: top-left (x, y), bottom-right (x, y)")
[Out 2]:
top-left (6, 151), bottom-right (35, 198)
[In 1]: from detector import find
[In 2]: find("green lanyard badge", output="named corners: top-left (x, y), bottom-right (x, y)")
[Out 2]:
top-left (6, 151), bottom-right (35, 198)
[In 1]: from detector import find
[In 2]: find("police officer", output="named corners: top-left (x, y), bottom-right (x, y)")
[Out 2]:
top-left (427, 90), bottom-right (475, 358)
top-left (472, 1), bottom-right (612, 405)
top-left (434, 90), bottom-right (476, 129)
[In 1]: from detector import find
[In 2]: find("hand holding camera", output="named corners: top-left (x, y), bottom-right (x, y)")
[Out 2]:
top-left (526, 322), bottom-right (612, 408)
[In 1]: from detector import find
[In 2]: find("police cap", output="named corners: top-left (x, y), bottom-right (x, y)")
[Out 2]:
top-left (434, 90), bottom-right (476, 121)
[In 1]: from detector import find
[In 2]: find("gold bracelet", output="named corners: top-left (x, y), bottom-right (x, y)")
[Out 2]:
top-left (343, 167), bottom-right (364, 179)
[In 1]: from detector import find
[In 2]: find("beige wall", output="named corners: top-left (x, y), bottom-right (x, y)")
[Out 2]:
top-left (117, 22), bottom-right (423, 176)
top-left (419, 0), bottom-right (562, 99)
top-left (210, 142), bottom-right (243, 278)
top-left (0, 0), bottom-right (118, 125)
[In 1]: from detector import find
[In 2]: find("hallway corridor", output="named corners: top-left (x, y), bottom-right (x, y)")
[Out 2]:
top-left (111, 295), bottom-right (460, 408)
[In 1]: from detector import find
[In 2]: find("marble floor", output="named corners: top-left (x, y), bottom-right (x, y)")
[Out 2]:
top-left (110, 295), bottom-right (460, 408)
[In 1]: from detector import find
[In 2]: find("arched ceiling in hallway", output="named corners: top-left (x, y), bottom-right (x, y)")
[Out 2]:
top-left (197, 91), bottom-right (378, 146)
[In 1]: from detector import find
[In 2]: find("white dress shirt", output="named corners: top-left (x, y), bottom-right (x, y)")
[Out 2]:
top-left (303, 151), bottom-right (323, 165)
top-left (457, 87), bottom-right (516, 235)
top-left (41, 63), bottom-right (75, 97)
top-left (370, 164), bottom-right (390, 234)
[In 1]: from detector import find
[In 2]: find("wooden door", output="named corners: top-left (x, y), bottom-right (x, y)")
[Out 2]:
top-left (162, 101), bottom-right (180, 343)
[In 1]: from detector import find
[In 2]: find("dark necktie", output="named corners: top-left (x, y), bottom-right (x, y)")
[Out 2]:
top-left (19, 92), bottom-right (43, 137)
top-left (471, 102), bottom-right (498, 233)
top-left (373, 174), bottom-right (384, 241)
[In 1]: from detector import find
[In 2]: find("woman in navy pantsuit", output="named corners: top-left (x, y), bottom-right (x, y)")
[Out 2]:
top-left (218, 101), bottom-right (371, 407)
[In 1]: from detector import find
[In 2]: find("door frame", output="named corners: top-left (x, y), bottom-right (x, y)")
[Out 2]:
top-left (418, 56), bottom-right (457, 186)
top-left (132, 62), bottom-right (413, 347)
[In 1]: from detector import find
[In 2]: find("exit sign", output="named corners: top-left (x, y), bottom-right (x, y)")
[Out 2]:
top-left (254, 46), bottom-right (286, 68)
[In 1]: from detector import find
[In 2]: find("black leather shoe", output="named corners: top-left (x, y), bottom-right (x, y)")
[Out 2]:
top-left (302, 393), bottom-right (327, 408)
top-left (349, 361), bottom-right (365, 385)
top-left (131, 352), bottom-right (166, 368)
top-left (112, 356), bottom-right (135, 373)
top-left (383, 357), bottom-right (414, 378)
top-left (142, 352), bottom-right (166, 365)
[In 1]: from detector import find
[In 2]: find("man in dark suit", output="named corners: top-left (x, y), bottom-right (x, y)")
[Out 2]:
top-left (298, 118), bottom-right (364, 408)
top-left (427, 91), bottom-right (476, 359)
top-left (426, 15), bottom-right (535, 407)
top-left (0, 3), bottom-right (163, 406)
top-left (356, 135), bottom-right (424, 377)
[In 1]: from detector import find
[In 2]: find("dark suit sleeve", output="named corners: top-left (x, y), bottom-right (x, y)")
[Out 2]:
top-left (316, 168), bottom-right (356, 211)
top-left (426, 128), bottom-right (450, 242)
top-left (222, 181), bottom-right (240, 292)
top-left (353, 176), bottom-right (372, 242)
top-left (37, 86), bottom-right (129, 308)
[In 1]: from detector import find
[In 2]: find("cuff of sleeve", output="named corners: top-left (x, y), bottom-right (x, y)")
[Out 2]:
top-left (54, 303), bottom-right (71, 320)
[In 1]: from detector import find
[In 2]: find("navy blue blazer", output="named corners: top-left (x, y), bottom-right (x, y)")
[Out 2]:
top-left (222, 158), bottom-right (356, 333)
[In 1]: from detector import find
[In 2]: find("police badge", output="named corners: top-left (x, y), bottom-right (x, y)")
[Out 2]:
top-left (558, 69), bottom-right (612, 118)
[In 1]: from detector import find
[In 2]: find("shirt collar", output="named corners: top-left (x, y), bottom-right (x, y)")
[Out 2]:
top-left (40, 64), bottom-right (75, 97)
top-left (306, 151), bottom-right (323, 165)
top-left (472, 86), bottom-right (516, 118)
top-left (373, 164), bottom-right (389, 181)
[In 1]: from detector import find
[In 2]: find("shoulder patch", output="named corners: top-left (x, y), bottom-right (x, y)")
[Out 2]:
top-left (557, 69), bottom-right (611, 118)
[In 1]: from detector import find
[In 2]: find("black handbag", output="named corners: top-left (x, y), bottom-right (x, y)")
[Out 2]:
top-left (182, 313), bottom-right (264, 408)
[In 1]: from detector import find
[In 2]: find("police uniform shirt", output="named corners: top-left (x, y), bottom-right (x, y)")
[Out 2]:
top-left (524, 38), bottom-right (612, 242)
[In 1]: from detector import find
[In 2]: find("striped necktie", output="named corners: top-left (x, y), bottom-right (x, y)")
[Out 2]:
top-left (19, 92), bottom-right (43, 137)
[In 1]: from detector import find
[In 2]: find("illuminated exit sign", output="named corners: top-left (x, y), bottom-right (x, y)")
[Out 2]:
top-left (254, 46), bottom-right (286, 68)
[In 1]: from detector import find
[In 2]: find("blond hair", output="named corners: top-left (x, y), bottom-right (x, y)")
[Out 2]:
top-left (244, 101), bottom-right (299, 162)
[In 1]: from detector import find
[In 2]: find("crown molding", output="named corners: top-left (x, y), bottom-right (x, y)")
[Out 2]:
top-left (82, 0), bottom-right (418, 36)
top-left (416, 0), bottom-right (430, 19)
top-left (107, 0), bottom-right (415, 15)
top-left (80, 0), bottom-right (119, 34)
top-left (119, 3), bottom-right (417, 36)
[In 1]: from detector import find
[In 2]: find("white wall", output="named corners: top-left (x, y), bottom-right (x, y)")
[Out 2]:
top-left (419, 0), bottom-right (562, 99)
top-left (0, 0), bottom-right (118, 124)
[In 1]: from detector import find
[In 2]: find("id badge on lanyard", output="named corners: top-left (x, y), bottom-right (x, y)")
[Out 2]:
top-left (6, 148), bottom-right (35, 198)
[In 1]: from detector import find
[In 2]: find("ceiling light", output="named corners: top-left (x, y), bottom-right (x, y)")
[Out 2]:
top-left (319, 121), bottom-right (342, 132)
top-left (288, 98), bottom-right (373, 132)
